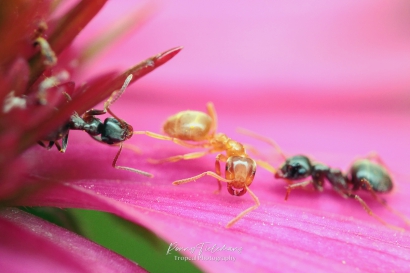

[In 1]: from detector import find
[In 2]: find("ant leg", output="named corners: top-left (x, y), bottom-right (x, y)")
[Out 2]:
top-left (236, 127), bottom-right (287, 161)
top-left (120, 142), bottom-right (142, 155)
top-left (285, 180), bottom-right (313, 200)
top-left (226, 186), bottom-right (260, 228)
top-left (83, 75), bottom-right (134, 121)
top-left (38, 141), bottom-right (54, 150)
top-left (344, 191), bottom-right (404, 232)
top-left (83, 109), bottom-right (107, 120)
top-left (214, 154), bottom-right (227, 194)
top-left (58, 132), bottom-right (69, 153)
top-left (148, 151), bottom-right (209, 164)
top-left (360, 179), bottom-right (410, 226)
top-left (206, 102), bottom-right (218, 133)
top-left (112, 142), bottom-right (153, 177)
top-left (255, 159), bottom-right (276, 174)
top-left (37, 140), bottom-right (50, 150)
top-left (133, 131), bottom-right (207, 149)
top-left (54, 141), bottom-right (63, 153)
top-left (365, 152), bottom-right (392, 173)
top-left (104, 74), bottom-right (133, 110)
top-left (173, 171), bottom-right (233, 185)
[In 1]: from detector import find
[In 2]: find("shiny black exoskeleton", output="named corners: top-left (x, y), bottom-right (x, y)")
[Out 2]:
top-left (39, 110), bottom-right (133, 153)
top-left (70, 110), bottom-right (133, 145)
top-left (37, 74), bottom-right (152, 177)
top-left (276, 155), bottom-right (393, 199)
top-left (348, 159), bottom-right (393, 193)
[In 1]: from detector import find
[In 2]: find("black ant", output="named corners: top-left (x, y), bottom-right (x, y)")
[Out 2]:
top-left (38, 75), bottom-right (152, 177)
top-left (134, 103), bottom-right (263, 227)
top-left (238, 128), bottom-right (409, 230)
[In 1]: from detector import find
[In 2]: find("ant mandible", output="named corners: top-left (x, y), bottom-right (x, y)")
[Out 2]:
top-left (39, 75), bottom-right (152, 177)
top-left (134, 103), bottom-right (263, 227)
top-left (237, 128), bottom-right (410, 230)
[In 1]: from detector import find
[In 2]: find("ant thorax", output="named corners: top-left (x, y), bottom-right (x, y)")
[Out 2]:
top-left (163, 110), bottom-right (213, 141)
top-left (210, 134), bottom-right (246, 156)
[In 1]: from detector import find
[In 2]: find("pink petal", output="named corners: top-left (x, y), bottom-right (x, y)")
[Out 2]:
top-left (8, 1), bottom-right (410, 272)
top-left (15, 137), bottom-right (410, 272)
top-left (0, 208), bottom-right (146, 273)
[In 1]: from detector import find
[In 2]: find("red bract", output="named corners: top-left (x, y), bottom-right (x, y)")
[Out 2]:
top-left (0, 1), bottom-right (182, 271)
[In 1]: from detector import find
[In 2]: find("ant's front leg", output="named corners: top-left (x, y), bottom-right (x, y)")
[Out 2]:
top-left (285, 180), bottom-right (313, 200)
top-left (82, 74), bottom-right (134, 121)
top-left (226, 186), bottom-right (260, 228)
top-left (112, 142), bottom-right (153, 177)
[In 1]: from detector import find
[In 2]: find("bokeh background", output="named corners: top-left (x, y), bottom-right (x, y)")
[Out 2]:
top-left (26, 1), bottom-right (410, 271)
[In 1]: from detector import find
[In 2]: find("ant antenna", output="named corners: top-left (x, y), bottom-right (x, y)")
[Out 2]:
top-left (236, 127), bottom-right (287, 161)
top-left (104, 74), bottom-right (133, 124)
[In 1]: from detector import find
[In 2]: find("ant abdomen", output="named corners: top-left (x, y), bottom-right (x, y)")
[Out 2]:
top-left (349, 159), bottom-right (393, 193)
top-left (163, 110), bottom-right (213, 141)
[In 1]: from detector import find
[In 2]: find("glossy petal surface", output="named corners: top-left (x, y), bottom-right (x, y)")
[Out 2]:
top-left (0, 208), bottom-right (146, 273)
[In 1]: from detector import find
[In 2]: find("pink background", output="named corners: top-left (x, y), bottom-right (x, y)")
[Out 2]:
top-left (23, 1), bottom-right (410, 272)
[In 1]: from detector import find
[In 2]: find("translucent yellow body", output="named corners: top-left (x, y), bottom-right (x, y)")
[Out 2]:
top-left (163, 110), bottom-right (213, 141)
top-left (136, 103), bottom-right (260, 227)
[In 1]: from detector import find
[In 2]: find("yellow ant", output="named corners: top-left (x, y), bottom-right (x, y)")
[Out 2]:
top-left (134, 103), bottom-right (261, 228)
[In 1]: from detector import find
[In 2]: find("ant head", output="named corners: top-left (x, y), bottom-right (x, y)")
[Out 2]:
top-left (275, 155), bottom-right (312, 180)
top-left (225, 156), bottom-right (256, 192)
top-left (101, 117), bottom-right (133, 144)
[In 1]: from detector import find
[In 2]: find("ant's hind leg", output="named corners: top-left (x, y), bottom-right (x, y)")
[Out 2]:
top-left (112, 142), bottom-right (153, 177)
top-left (148, 151), bottom-right (209, 164)
top-left (226, 186), bottom-right (260, 228)
top-left (345, 192), bottom-right (404, 232)
top-left (360, 179), bottom-right (410, 226)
